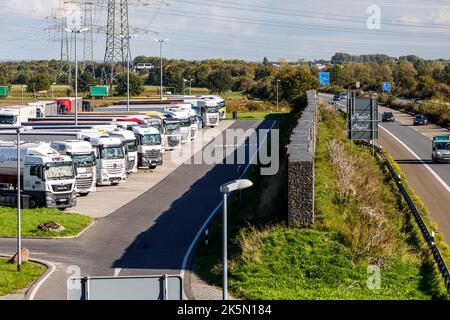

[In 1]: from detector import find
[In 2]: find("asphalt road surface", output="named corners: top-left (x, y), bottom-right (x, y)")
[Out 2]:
top-left (320, 93), bottom-right (450, 242)
top-left (0, 120), bottom-right (275, 300)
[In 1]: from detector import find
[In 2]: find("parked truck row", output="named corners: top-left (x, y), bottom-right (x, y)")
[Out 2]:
top-left (0, 95), bottom-right (225, 210)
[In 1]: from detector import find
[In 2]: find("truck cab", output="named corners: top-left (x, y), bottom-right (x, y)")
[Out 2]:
top-left (109, 130), bottom-right (139, 173)
top-left (163, 118), bottom-right (182, 150)
top-left (0, 106), bottom-right (36, 127)
top-left (132, 126), bottom-right (163, 169)
top-left (84, 135), bottom-right (127, 186)
top-left (0, 142), bottom-right (77, 209)
top-left (50, 140), bottom-right (97, 196)
top-left (432, 136), bottom-right (450, 163)
top-left (198, 100), bottom-right (220, 128)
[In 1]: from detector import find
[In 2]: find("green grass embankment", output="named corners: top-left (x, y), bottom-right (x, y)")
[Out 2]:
top-left (0, 258), bottom-right (46, 297)
top-left (193, 103), bottom-right (449, 300)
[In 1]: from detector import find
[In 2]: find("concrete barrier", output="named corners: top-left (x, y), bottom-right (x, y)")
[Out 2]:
top-left (287, 90), bottom-right (318, 227)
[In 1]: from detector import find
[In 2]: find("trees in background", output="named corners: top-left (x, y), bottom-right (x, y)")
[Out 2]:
top-left (26, 73), bottom-right (51, 93)
top-left (114, 72), bottom-right (144, 96)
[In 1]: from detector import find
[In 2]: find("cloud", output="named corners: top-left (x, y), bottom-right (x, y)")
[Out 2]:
top-left (5, 0), bottom-right (60, 16)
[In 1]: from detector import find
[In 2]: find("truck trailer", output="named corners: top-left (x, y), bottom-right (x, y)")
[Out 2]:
top-left (0, 142), bottom-right (77, 209)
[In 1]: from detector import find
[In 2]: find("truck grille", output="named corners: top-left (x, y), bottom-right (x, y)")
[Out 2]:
top-left (52, 184), bottom-right (73, 193)
top-left (209, 117), bottom-right (218, 125)
top-left (106, 163), bottom-right (123, 175)
top-left (76, 177), bottom-right (93, 190)
top-left (145, 150), bottom-right (161, 160)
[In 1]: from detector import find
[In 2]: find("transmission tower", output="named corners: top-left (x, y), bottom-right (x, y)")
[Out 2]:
top-left (59, 16), bottom-right (72, 83)
top-left (82, 0), bottom-right (96, 76)
top-left (102, 0), bottom-right (131, 84)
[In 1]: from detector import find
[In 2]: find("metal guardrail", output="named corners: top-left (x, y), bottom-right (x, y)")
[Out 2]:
top-left (361, 141), bottom-right (450, 293)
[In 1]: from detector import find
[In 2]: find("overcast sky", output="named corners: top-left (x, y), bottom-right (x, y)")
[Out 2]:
top-left (1, 0), bottom-right (450, 62)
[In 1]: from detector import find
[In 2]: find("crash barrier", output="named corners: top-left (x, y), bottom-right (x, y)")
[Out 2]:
top-left (287, 90), bottom-right (318, 227)
top-left (360, 141), bottom-right (450, 293)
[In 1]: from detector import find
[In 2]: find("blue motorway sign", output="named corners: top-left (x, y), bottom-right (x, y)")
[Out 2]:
top-left (382, 82), bottom-right (391, 92)
top-left (318, 72), bottom-right (330, 85)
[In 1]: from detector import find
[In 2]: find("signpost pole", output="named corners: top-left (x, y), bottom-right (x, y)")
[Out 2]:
top-left (16, 128), bottom-right (22, 272)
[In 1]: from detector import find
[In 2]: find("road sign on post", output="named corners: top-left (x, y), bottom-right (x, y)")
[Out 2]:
top-left (347, 93), bottom-right (379, 141)
top-left (356, 82), bottom-right (361, 89)
top-left (382, 82), bottom-right (391, 92)
top-left (67, 275), bottom-right (183, 300)
top-left (318, 72), bottom-right (330, 85)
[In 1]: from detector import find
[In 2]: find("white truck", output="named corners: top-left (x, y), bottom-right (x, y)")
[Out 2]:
top-left (197, 100), bottom-right (220, 128)
top-left (0, 105), bottom-right (37, 127)
top-left (0, 142), bottom-right (77, 209)
top-left (432, 135), bottom-right (450, 163)
top-left (50, 140), bottom-right (97, 196)
top-left (28, 101), bottom-right (58, 118)
top-left (81, 134), bottom-right (127, 186)
top-left (132, 126), bottom-right (163, 169)
top-left (109, 129), bottom-right (139, 173)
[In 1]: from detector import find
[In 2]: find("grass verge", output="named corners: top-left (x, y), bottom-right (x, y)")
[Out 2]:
top-left (0, 207), bottom-right (93, 238)
top-left (0, 258), bottom-right (46, 297)
top-left (193, 102), bottom-right (449, 300)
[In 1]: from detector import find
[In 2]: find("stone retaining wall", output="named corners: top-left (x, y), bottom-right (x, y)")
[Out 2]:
top-left (287, 90), bottom-right (318, 227)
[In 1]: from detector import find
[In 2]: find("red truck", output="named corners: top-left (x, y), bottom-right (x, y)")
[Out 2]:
top-left (54, 97), bottom-right (82, 114)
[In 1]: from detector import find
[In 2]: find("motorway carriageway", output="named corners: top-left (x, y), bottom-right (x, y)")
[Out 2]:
top-left (0, 120), bottom-right (275, 300)
top-left (320, 93), bottom-right (450, 243)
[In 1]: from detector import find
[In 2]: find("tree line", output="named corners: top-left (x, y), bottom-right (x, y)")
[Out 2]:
top-left (328, 53), bottom-right (450, 99)
top-left (0, 57), bottom-right (318, 109)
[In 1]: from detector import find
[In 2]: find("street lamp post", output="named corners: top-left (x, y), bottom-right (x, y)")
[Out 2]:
top-left (65, 27), bottom-right (89, 125)
top-left (189, 79), bottom-right (193, 95)
top-left (51, 82), bottom-right (56, 100)
top-left (16, 127), bottom-right (22, 272)
top-left (276, 79), bottom-right (281, 112)
top-left (120, 34), bottom-right (138, 112)
top-left (154, 39), bottom-right (169, 101)
top-left (219, 179), bottom-right (253, 300)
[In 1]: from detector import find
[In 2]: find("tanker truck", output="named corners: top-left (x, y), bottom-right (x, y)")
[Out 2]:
top-left (0, 142), bottom-right (77, 209)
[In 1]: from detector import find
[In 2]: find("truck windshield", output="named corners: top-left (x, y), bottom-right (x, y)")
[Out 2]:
top-left (71, 154), bottom-right (96, 166)
top-left (206, 107), bottom-right (219, 113)
top-left (100, 146), bottom-right (124, 160)
top-left (0, 116), bottom-right (16, 124)
top-left (46, 162), bottom-right (75, 180)
top-left (141, 134), bottom-right (161, 146)
top-left (436, 142), bottom-right (450, 150)
top-left (165, 123), bottom-right (180, 133)
top-left (149, 123), bottom-right (164, 134)
top-left (127, 140), bottom-right (138, 152)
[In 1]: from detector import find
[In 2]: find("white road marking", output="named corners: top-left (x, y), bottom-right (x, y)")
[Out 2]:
top-left (180, 121), bottom-right (277, 300)
top-left (28, 258), bottom-right (57, 301)
top-left (380, 125), bottom-right (450, 194)
top-left (114, 268), bottom-right (121, 277)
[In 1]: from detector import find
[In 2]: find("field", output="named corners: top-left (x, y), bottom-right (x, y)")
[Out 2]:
top-left (0, 258), bottom-right (46, 297)
top-left (0, 207), bottom-right (93, 238)
top-left (193, 103), bottom-right (449, 300)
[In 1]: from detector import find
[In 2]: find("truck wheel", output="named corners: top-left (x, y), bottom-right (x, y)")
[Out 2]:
top-left (149, 165), bottom-right (157, 169)
top-left (79, 192), bottom-right (90, 197)
top-left (29, 198), bottom-right (38, 209)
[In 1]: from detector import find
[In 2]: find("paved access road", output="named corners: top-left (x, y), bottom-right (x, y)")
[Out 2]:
top-left (320, 93), bottom-right (450, 242)
top-left (0, 120), bottom-right (274, 300)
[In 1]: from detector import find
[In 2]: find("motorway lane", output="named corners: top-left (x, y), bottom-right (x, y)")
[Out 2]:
top-left (319, 93), bottom-right (450, 242)
top-left (0, 120), bottom-right (274, 300)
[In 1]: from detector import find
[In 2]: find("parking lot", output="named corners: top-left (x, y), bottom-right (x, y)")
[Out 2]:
top-left (69, 120), bottom-right (235, 218)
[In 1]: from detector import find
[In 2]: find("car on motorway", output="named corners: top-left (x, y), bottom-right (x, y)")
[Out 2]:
top-left (413, 114), bottom-right (428, 126)
top-left (432, 136), bottom-right (450, 163)
top-left (382, 112), bottom-right (395, 122)
top-left (414, 98), bottom-right (422, 104)
top-left (340, 92), bottom-right (348, 99)
top-left (333, 94), bottom-right (342, 101)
